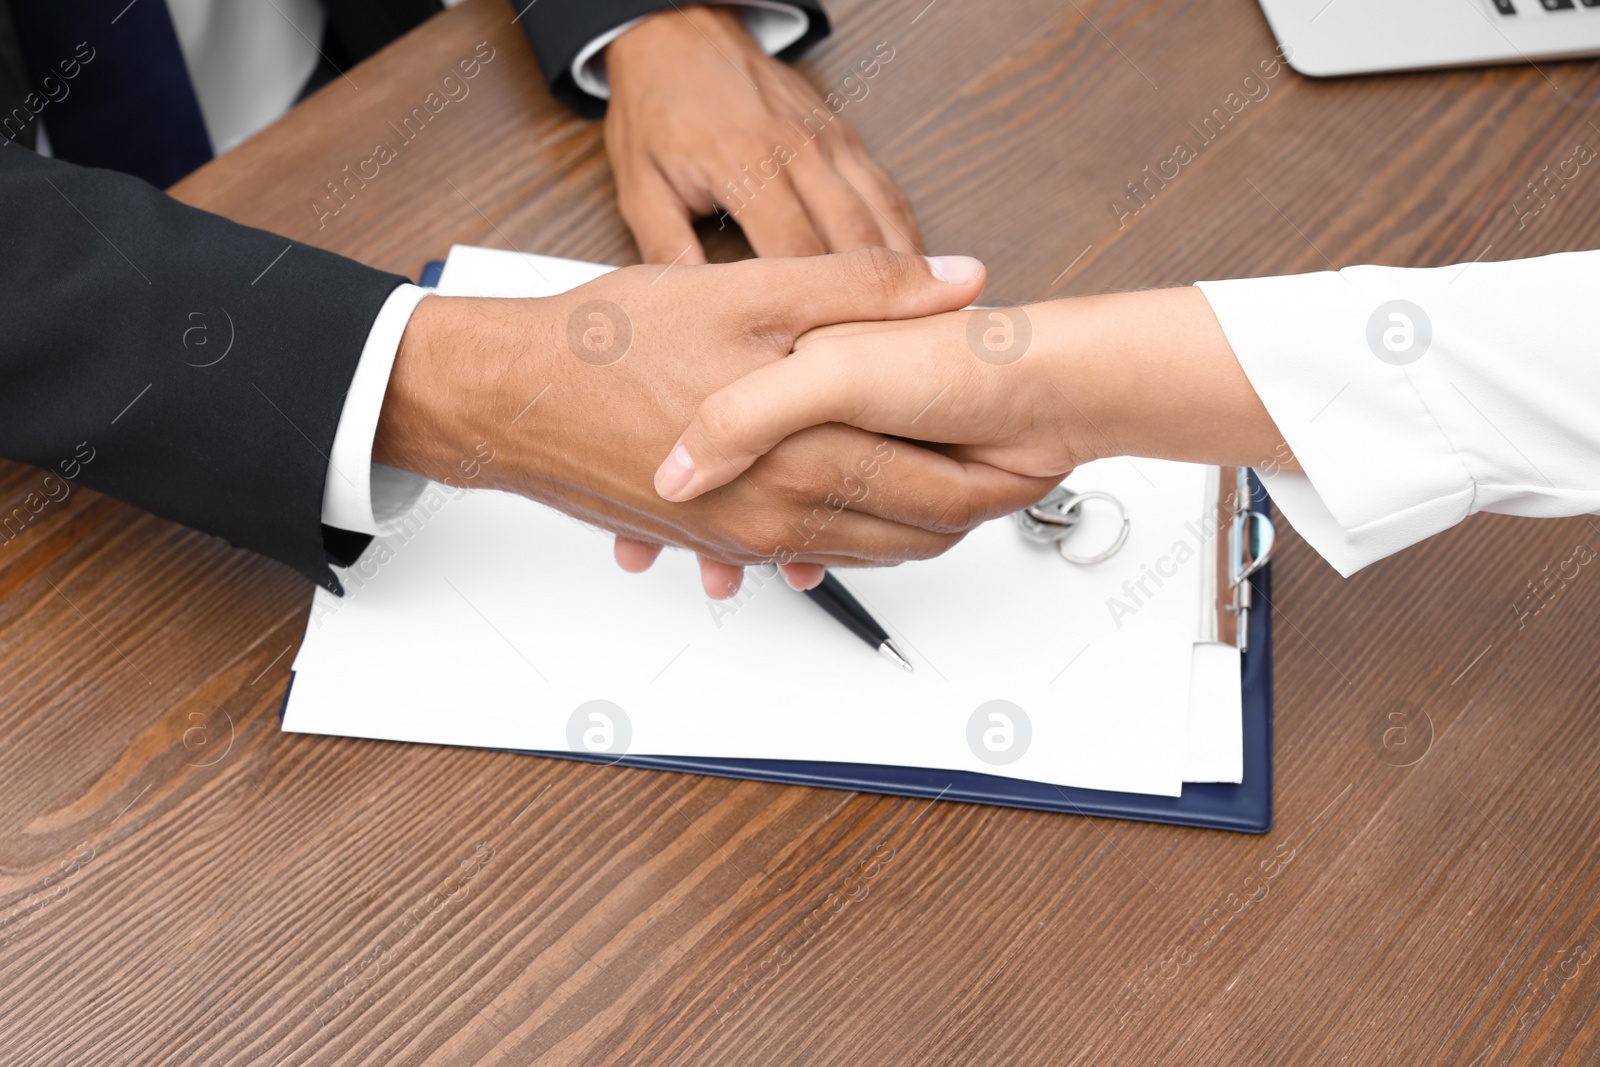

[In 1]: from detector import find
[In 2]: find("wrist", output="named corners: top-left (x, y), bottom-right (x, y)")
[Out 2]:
top-left (609, 5), bottom-right (749, 69)
top-left (373, 294), bottom-right (453, 481)
top-left (1028, 286), bottom-right (1280, 468)
top-left (374, 296), bottom-right (552, 488)
top-left (1026, 296), bottom-right (1136, 467)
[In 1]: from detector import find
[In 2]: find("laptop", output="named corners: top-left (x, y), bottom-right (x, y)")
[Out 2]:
top-left (1258, 0), bottom-right (1600, 76)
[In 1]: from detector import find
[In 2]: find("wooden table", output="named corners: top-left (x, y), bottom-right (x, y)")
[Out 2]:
top-left (6, 1), bottom-right (1600, 1062)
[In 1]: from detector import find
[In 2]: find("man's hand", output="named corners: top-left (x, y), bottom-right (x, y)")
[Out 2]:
top-left (603, 5), bottom-right (921, 265)
top-left (373, 250), bottom-right (1058, 589)
top-left (602, 5), bottom-right (922, 591)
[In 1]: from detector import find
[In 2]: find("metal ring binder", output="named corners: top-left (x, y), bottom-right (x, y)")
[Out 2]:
top-left (1018, 469), bottom-right (1275, 652)
top-left (1226, 466), bottom-right (1276, 654)
top-left (1015, 486), bottom-right (1131, 565)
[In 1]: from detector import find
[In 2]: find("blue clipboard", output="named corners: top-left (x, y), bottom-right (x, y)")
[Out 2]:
top-left (533, 560), bottom-right (1270, 833)
top-left (293, 263), bottom-right (1275, 832)
top-left (281, 556), bottom-right (1271, 832)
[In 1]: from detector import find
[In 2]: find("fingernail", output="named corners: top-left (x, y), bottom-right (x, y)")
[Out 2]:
top-left (781, 564), bottom-right (826, 591)
top-left (925, 255), bottom-right (984, 285)
top-left (654, 443), bottom-right (696, 501)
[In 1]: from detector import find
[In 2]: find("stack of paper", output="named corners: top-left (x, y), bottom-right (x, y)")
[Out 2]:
top-left (284, 247), bottom-right (1242, 798)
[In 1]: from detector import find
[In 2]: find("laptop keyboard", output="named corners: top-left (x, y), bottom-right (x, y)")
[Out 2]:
top-left (1492, 0), bottom-right (1600, 13)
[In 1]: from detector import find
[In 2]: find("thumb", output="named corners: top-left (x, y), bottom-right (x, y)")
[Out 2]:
top-left (711, 248), bottom-right (986, 338)
top-left (654, 351), bottom-right (857, 502)
top-left (653, 252), bottom-right (988, 502)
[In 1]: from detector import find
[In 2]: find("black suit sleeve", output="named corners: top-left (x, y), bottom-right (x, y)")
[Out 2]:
top-left (319, 0), bottom-right (442, 67)
top-left (512, 0), bottom-right (831, 118)
top-left (0, 144), bottom-right (407, 593)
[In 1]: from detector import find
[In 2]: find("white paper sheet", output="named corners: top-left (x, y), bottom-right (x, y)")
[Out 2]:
top-left (1184, 642), bottom-right (1244, 782)
top-left (283, 247), bottom-right (1243, 795)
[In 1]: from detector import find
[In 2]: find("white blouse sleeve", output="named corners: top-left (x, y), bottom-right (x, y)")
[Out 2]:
top-left (1195, 249), bottom-right (1600, 576)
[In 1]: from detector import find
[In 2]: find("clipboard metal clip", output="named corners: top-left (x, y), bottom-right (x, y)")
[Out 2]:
top-left (1226, 467), bottom-right (1276, 654)
top-left (1015, 486), bottom-right (1130, 566)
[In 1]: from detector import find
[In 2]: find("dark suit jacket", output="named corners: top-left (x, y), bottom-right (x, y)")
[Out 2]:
top-left (0, 0), bottom-right (828, 592)
top-left (0, 0), bottom-right (830, 140)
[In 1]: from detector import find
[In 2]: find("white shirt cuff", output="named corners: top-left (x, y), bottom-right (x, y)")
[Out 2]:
top-left (1196, 269), bottom-right (1470, 576)
top-left (321, 283), bottom-right (432, 537)
top-left (1195, 249), bottom-right (1600, 576)
top-left (570, 2), bottom-right (810, 101)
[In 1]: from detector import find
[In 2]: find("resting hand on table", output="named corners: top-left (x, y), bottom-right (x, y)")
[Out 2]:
top-left (653, 283), bottom-right (1298, 503)
top-left (603, 5), bottom-right (922, 264)
top-left (603, 5), bottom-right (925, 591)
top-left (372, 250), bottom-right (1055, 591)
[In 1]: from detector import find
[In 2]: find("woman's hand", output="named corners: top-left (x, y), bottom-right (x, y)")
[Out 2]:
top-left (652, 286), bottom-right (1295, 504)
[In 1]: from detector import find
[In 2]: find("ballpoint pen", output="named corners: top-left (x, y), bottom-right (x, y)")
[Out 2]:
top-left (801, 571), bottom-right (913, 671)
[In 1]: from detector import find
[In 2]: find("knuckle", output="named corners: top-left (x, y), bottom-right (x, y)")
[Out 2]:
top-left (729, 518), bottom-right (785, 561)
top-left (915, 531), bottom-right (965, 561)
top-left (987, 485), bottom-right (1048, 524)
top-left (759, 428), bottom-right (839, 491)
top-left (846, 245), bottom-right (910, 299)
top-left (733, 135), bottom-right (775, 164)
top-left (694, 394), bottom-right (747, 450)
top-left (931, 491), bottom-right (976, 534)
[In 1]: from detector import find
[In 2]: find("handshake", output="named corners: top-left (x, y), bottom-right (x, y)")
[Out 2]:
top-left (373, 248), bottom-right (1285, 598)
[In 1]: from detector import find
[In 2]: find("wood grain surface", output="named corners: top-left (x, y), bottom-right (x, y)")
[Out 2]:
top-left (5, 0), bottom-right (1600, 1062)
